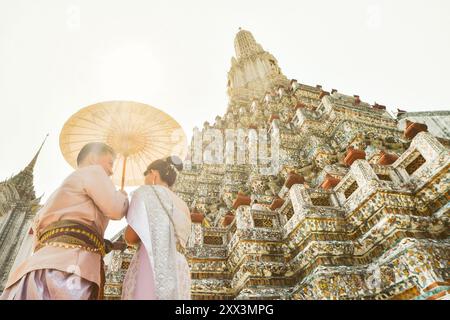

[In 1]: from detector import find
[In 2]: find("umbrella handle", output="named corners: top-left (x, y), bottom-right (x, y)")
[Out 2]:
top-left (120, 156), bottom-right (128, 191)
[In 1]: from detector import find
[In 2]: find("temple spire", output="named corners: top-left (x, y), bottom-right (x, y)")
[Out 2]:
top-left (9, 134), bottom-right (48, 199)
top-left (234, 28), bottom-right (264, 59)
top-left (227, 29), bottom-right (289, 105)
top-left (24, 134), bottom-right (48, 172)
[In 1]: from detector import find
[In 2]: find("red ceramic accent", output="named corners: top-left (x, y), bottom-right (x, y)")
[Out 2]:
top-left (321, 174), bottom-right (341, 190)
top-left (373, 103), bottom-right (386, 110)
top-left (223, 213), bottom-right (235, 226)
top-left (343, 146), bottom-right (366, 166)
top-left (191, 211), bottom-right (204, 223)
top-left (319, 90), bottom-right (330, 99)
top-left (295, 102), bottom-right (307, 110)
top-left (232, 193), bottom-right (251, 209)
top-left (269, 114), bottom-right (280, 123)
top-left (269, 197), bottom-right (285, 211)
top-left (284, 172), bottom-right (305, 189)
top-left (404, 121), bottom-right (428, 139)
top-left (378, 151), bottom-right (399, 165)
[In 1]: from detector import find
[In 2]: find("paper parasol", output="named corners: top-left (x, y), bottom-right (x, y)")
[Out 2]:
top-left (59, 101), bottom-right (188, 189)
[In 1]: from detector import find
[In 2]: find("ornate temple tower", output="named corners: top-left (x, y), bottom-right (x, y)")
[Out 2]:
top-left (0, 137), bottom-right (46, 292)
top-left (227, 28), bottom-right (289, 106)
top-left (104, 30), bottom-right (449, 300)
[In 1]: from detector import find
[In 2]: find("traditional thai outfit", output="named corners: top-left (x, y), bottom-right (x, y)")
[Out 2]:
top-left (121, 185), bottom-right (192, 300)
top-left (0, 164), bottom-right (128, 300)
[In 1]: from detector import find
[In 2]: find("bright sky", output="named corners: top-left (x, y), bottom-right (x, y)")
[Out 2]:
top-left (1, 0), bottom-right (449, 238)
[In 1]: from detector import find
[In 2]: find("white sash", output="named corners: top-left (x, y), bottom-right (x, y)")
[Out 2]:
top-left (124, 185), bottom-right (188, 299)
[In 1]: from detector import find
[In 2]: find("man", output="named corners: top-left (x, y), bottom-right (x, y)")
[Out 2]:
top-left (0, 142), bottom-right (129, 300)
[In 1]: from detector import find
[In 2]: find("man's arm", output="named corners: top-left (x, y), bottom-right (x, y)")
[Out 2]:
top-left (124, 225), bottom-right (140, 245)
top-left (83, 165), bottom-right (129, 220)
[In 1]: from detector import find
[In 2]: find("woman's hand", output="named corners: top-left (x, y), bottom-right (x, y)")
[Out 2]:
top-left (104, 239), bottom-right (128, 253)
top-left (112, 240), bottom-right (128, 251)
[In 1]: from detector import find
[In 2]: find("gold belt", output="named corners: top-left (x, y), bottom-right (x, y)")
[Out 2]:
top-left (35, 220), bottom-right (108, 299)
top-left (35, 220), bottom-right (107, 257)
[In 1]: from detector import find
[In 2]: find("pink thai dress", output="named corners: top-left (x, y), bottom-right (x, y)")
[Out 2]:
top-left (121, 185), bottom-right (192, 300)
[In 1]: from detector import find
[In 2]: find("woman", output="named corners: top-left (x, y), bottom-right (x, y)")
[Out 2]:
top-left (121, 156), bottom-right (192, 300)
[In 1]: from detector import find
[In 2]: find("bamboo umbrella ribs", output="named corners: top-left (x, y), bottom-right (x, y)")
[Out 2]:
top-left (60, 101), bottom-right (188, 189)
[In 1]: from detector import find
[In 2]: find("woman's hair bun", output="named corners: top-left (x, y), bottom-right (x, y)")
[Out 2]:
top-left (165, 155), bottom-right (183, 172)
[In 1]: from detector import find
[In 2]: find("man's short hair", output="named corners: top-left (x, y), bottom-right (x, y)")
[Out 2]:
top-left (76, 142), bottom-right (116, 166)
